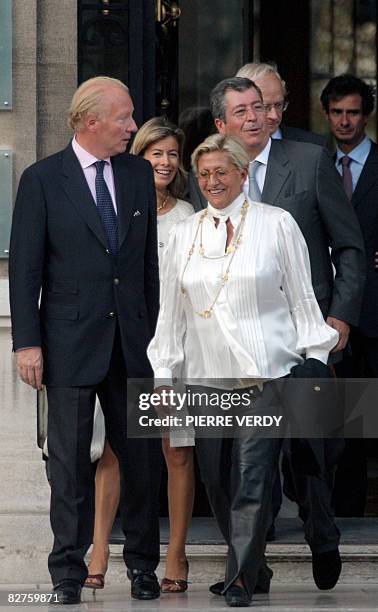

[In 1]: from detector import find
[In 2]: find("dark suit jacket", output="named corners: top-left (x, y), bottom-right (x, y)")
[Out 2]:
top-left (9, 143), bottom-right (159, 386)
top-left (189, 128), bottom-right (327, 212)
top-left (350, 140), bottom-right (378, 337)
top-left (280, 124), bottom-right (328, 148)
top-left (263, 139), bottom-right (365, 325)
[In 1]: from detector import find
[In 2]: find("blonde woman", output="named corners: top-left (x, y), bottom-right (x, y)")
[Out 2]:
top-left (85, 118), bottom-right (195, 593)
top-left (147, 134), bottom-right (339, 607)
top-left (132, 117), bottom-right (195, 592)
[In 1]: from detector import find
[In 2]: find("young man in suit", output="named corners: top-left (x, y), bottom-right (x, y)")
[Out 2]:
top-left (206, 77), bottom-right (365, 594)
top-left (321, 74), bottom-right (377, 516)
top-left (236, 61), bottom-right (327, 146)
top-left (9, 77), bottom-right (162, 604)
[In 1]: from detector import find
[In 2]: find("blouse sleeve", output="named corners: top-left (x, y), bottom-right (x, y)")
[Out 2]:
top-left (147, 225), bottom-right (187, 384)
top-left (277, 211), bottom-right (339, 363)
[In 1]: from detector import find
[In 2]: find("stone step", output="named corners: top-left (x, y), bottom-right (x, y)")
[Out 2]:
top-left (103, 517), bottom-right (378, 587)
top-left (104, 542), bottom-right (378, 586)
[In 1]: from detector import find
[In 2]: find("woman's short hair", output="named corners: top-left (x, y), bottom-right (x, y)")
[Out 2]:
top-left (68, 76), bottom-right (129, 131)
top-left (130, 117), bottom-right (187, 198)
top-left (191, 134), bottom-right (250, 174)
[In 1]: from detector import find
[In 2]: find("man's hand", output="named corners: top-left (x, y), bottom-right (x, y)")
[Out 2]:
top-left (326, 317), bottom-right (350, 353)
top-left (375, 251), bottom-right (378, 269)
top-left (15, 347), bottom-right (43, 390)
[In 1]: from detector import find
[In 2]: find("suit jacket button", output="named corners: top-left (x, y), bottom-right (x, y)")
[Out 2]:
top-left (105, 248), bottom-right (110, 254)
top-left (114, 278), bottom-right (120, 285)
top-left (108, 311), bottom-right (115, 318)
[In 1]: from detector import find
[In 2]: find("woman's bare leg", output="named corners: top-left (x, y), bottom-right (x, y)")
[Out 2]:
top-left (162, 438), bottom-right (194, 589)
top-left (86, 441), bottom-right (120, 585)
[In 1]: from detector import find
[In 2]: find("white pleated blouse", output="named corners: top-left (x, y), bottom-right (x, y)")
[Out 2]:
top-left (147, 193), bottom-right (339, 384)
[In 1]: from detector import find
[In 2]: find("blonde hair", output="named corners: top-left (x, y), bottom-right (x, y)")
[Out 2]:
top-left (131, 117), bottom-right (187, 198)
top-left (68, 76), bottom-right (129, 131)
top-left (236, 62), bottom-right (288, 97)
top-left (191, 134), bottom-right (249, 174)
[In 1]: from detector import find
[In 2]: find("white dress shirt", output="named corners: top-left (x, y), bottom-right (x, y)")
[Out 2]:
top-left (335, 136), bottom-right (371, 192)
top-left (147, 194), bottom-right (339, 384)
top-left (71, 136), bottom-right (117, 212)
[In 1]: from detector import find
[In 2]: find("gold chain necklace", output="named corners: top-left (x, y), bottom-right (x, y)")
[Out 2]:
top-left (157, 192), bottom-right (170, 211)
top-left (180, 200), bottom-right (249, 318)
top-left (199, 200), bottom-right (249, 259)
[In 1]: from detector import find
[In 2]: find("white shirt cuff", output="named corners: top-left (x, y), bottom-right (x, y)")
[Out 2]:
top-left (305, 349), bottom-right (329, 364)
top-left (154, 367), bottom-right (173, 387)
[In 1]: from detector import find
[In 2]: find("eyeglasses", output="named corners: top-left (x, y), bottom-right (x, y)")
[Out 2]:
top-left (196, 167), bottom-right (238, 182)
top-left (263, 101), bottom-right (289, 113)
top-left (232, 103), bottom-right (266, 118)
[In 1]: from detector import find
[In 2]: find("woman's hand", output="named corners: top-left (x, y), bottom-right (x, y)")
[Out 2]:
top-left (153, 385), bottom-right (175, 417)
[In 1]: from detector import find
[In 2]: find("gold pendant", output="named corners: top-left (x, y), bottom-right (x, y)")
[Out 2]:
top-left (226, 245), bottom-right (234, 254)
top-left (200, 309), bottom-right (212, 318)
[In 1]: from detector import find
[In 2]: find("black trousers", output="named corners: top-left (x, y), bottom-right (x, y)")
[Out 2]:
top-left (332, 327), bottom-right (378, 516)
top-left (281, 438), bottom-right (342, 551)
top-left (46, 330), bottom-right (162, 585)
top-left (193, 382), bottom-right (282, 598)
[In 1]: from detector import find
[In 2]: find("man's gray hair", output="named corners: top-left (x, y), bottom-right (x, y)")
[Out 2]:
top-left (236, 62), bottom-right (288, 97)
top-left (210, 77), bottom-right (263, 122)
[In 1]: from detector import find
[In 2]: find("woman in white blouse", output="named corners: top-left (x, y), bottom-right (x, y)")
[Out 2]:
top-left (147, 134), bottom-right (339, 607)
top-left (131, 117), bottom-right (195, 593)
top-left (85, 118), bottom-right (194, 592)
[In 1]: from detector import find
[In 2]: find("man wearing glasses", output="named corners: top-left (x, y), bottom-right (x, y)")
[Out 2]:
top-left (206, 76), bottom-right (365, 593)
top-left (236, 61), bottom-right (326, 146)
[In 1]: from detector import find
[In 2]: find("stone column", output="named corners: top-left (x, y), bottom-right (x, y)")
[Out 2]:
top-left (0, 0), bottom-right (76, 583)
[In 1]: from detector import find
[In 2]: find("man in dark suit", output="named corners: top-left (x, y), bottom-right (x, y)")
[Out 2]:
top-left (206, 77), bottom-right (365, 592)
top-left (189, 63), bottom-right (326, 212)
top-left (236, 62), bottom-right (327, 147)
top-left (321, 74), bottom-right (378, 516)
top-left (9, 77), bottom-right (162, 604)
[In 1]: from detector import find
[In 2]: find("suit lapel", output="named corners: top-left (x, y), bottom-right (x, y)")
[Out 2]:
top-left (112, 154), bottom-right (135, 249)
top-left (61, 144), bottom-right (108, 249)
top-left (261, 141), bottom-right (291, 205)
top-left (352, 142), bottom-right (378, 209)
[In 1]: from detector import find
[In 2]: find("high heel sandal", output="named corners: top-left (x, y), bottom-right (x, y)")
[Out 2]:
top-left (84, 574), bottom-right (105, 590)
top-left (84, 548), bottom-right (109, 590)
top-left (160, 559), bottom-right (189, 593)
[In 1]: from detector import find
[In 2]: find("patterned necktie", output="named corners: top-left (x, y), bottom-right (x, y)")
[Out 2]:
top-left (340, 155), bottom-right (353, 201)
top-left (94, 160), bottom-right (118, 254)
top-left (248, 160), bottom-right (262, 202)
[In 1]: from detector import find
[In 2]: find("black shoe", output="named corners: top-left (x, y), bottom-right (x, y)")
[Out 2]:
top-left (312, 548), bottom-right (342, 590)
top-left (53, 580), bottom-right (82, 605)
top-left (225, 585), bottom-right (251, 607)
top-left (210, 565), bottom-right (272, 596)
top-left (127, 568), bottom-right (160, 600)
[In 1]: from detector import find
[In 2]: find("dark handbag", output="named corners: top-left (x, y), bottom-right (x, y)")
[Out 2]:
top-left (286, 358), bottom-right (334, 475)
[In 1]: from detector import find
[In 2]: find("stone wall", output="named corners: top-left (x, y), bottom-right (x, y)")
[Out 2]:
top-left (0, 0), bottom-right (77, 291)
top-left (0, 1), bottom-right (77, 583)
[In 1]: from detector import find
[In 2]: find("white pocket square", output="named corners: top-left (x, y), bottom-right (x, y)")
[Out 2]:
top-left (133, 210), bottom-right (142, 217)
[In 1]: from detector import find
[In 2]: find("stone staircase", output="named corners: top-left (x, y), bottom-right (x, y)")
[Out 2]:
top-left (104, 517), bottom-right (378, 586)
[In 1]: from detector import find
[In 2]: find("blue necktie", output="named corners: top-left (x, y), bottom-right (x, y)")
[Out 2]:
top-left (94, 160), bottom-right (118, 254)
